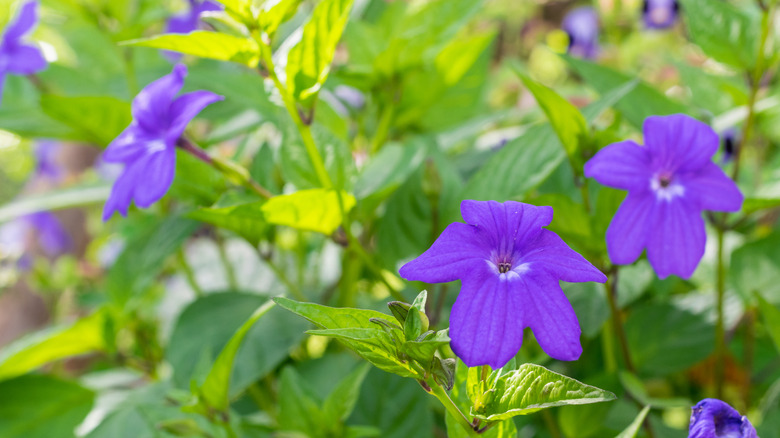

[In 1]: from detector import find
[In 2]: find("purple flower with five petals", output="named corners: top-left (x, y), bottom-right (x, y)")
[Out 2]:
top-left (0, 0), bottom-right (47, 103)
top-left (642, 0), bottom-right (679, 30)
top-left (102, 64), bottom-right (223, 221)
top-left (399, 200), bottom-right (607, 368)
top-left (166, 0), bottom-right (223, 34)
top-left (584, 114), bottom-right (743, 279)
top-left (689, 399), bottom-right (757, 438)
top-left (562, 7), bottom-right (600, 60)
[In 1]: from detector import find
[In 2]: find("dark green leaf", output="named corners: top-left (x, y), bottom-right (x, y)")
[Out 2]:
top-left (40, 95), bottom-right (131, 147)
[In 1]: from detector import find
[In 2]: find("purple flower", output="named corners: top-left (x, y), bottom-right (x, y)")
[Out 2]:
top-left (166, 0), bottom-right (223, 34)
top-left (0, 0), bottom-right (46, 103)
top-left (689, 399), bottom-right (757, 438)
top-left (642, 0), bottom-right (679, 29)
top-left (102, 64), bottom-right (223, 221)
top-left (35, 140), bottom-right (62, 181)
top-left (0, 211), bottom-right (71, 260)
top-left (562, 7), bottom-right (600, 60)
top-left (584, 114), bottom-right (743, 279)
top-left (398, 200), bottom-right (607, 368)
top-left (721, 128), bottom-right (739, 164)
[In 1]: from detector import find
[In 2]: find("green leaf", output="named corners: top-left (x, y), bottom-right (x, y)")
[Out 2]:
top-left (755, 292), bottom-right (780, 354)
top-left (615, 406), bottom-right (651, 438)
top-left (471, 363), bottom-right (616, 421)
top-left (279, 367), bottom-right (327, 437)
top-left (307, 328), bottom-right (419, 378)
top-left (742, 197), bottom-right (780, 215)
top-left (168, 293), bottom-right (307, 400)
top-left (581, 79), bottom-right (640, 123)
top-left (0, 183), bottom-right (111, 223)
top-left (354, 142), bottom-right (426, 200)
top-left (186, 201), bottom-right (268, 245)
top-left (618, 372), bottom-right (691, 409)
top-left (447, 360), bottom-right (517, 438)
top-left (403, 290), bottom-right (429, 341)
top-left (215, 0), bottom-right (253, 22)
top-left (40, 95), bottom-right (131, 147)
top-left (0, 375), bottom-right (94, 438)
top-left (199, 300), bottom-right (276, 411)
top-left (107, 216), bottom-right (199, 305)
top-left (461, 124), bottom-right (566, 202)
top-left (565, 56), bottom-right (689, 129)
top-left (322, 364), bottom-right (371, 422)
top-left (286, 0), bottom-right (354, 107)
top-left (401, 330), bottom-right (449, 367)
top-left (260, 0), bottom-right (303, 36)
top-left (261, 188), bottom-right (356, 234)
top-left (517, 73), bottom-right (588, 167)
top-left (274, 297), bottom-right (391, 329)
top-left (0, 310), bottom-right (107, 380)
top-left (122, 31), bottom-right (261, 67)
top-left (732, 233), bottom-right (780, 303)
top-left (678, 0), bottom-right (759, 69)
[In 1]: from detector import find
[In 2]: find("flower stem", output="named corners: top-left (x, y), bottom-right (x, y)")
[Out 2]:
top-left (423, 379), bottom-right (480, 437)
top-left (715, 227), bottom-right (726, 399)
top-left (215, 233), bottom-right (238, 290)
top-left (178, 248), bottom-right (203, 298)
top-left (176, 137), bottom-right (274, 200)
top-left (604, 266), bottom-right (635, 373)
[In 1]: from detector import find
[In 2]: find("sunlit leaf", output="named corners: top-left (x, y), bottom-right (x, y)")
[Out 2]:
top-left (122, 31), bottom-right (261, 67)
top-left (261, 188), bottom-right (355, 234)
top-left (679, 0), bottom-right (759, 69)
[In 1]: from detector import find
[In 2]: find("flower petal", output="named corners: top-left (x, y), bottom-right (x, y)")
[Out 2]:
top-left (131, 147), bottom-right (176, 208)
top-left (449, 264), bottom-right (523, 368)
top-left (167, 90), bottom-right (224, 142)
top-left (3, 1), bottom-right (38, 42)
top-left (460, 200), bottom-right (552, 256)
top-left (689, 399), bottom-right (757, 438)
top-left (103, 123), bottom-right (157, 163)
top-left (4, 43), bottom-right (46, 74)
top-left (520, 270), bottom-right (582, 361)
top-left (132, 64), bottom-right (187, 132)
top-left (399, 222), bottom-right (488, 284)
top-left (584, 140), bottom-right (651, 191)
top-left (606, 192), bottom-right (656, 265)
top-left (102, 163), bottom-right (139, 221)
top-left (522, 230), bottom-right (607, 283)
top-left (682, 162), bottom-right (743, 212)
top-left (27, 212), bottom-right (71, 256)
top-left (643, 114), bottom-right (718, 173)
top-left (646, 198), bottom-right (705, 279)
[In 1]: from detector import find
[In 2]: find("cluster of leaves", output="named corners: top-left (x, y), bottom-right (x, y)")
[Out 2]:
top-left (1, 0), bottom-right (780, 437)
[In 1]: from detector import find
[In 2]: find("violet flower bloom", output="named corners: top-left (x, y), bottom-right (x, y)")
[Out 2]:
top-left (584, 114), bottom-right (743, 279)
top-left (689, 399), bottom-right (757, 438)
top-left (35, 140), bottom-right (62, 181)
top-left (0, 211), bottom-right (71, 259)
top-left (102, 64), bottom-right (223, 221)
top-left (0, 0), bottom-right (46, 103)
top-left (642, 0), bottom-right (679, 29)
top-left (562, 7), bottom-right (599, 60)
top-left (166, 0), bottom-right (222, 34)
top-left (399, 200), bottom-right (607, 368)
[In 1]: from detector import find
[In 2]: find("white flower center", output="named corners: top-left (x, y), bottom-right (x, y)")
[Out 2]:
top-left (146, 140), bottom-right (166, 154)
top-left (651, 172), bottom-right (684, 202)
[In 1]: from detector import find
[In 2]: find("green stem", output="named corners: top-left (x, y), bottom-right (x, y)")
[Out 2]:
top-left (715, 227), bottom-right (726, 399)
top-left (215, 234), bottom-right (238, 290)
top-left (604, 266), bottom-right (635, 373)
top-left (424, 379), bottom-right (480, 438)
top-left (123, 47), bottom-right (139, 96)
top-left (178, 248), bottom-right (203, 298)
top-left (732, 4), bottom-right (774, 182)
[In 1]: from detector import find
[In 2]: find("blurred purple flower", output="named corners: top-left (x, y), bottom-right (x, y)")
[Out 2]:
top-left (35, 140), bottom-right (62, 181)
top-left (562, 7), bottom-right (599, 59)
top-left (164, 0), bottom-right (223, 61)
top-left (721, 128), bottom-right (739, 164)
top-left (102, 64), bottom-right (223, 221)
top-left (643, 0), bottom-right (679, 29)
top-left (584, 114), bottom-right (743, 279)
top-left (334, 85), bottom-right (366, 111)
top-left (399, 200), bottom-right (606, 368)
top-left (0, 211), bottom-right (71, 261)
top-left (0, 0), bottom-right (47, 103)
top-left (689, 399), bottom-right (757, 438)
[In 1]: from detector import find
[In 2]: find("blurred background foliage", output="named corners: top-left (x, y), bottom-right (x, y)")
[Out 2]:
top-left (0, 0), bottom-right (779, 437)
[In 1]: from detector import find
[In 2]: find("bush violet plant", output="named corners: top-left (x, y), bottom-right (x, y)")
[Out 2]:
top-left (399, 200), bottom-right (607, 368)
top-left (584, 114), bottom-right (743, 279)
top-left (0, 0), bottom-right (46, 102)
top-left (642, 0), bottom-right (679, 29)
top-left (102, 64), bottom-right (223, 220)
top-left (689, 399), bottom-right (757, 438)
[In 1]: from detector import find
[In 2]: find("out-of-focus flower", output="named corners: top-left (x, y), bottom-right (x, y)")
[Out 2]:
top-left (0, 0), bottom-right (47, 103)
top-left (721, 128), bottom-right (740, 164)
top-left (642, 0), bottom-right (679, 30)
top-left (399, 200), bottom-right (606, 368)
top-left (34, 140), bottom-right (62, 181)
top-left (166, 0), bottom-right (223, 34)
top-left (102, 64), bottom-right (223, 221)
top-left (562, 7), bottom-right (599, 59)
top-left (0, 211), bottom-right (71, 261)
top-left (584, 114), bottom-right (743, 279)
top-left (334, 85), bottom-right (366, 111)
top-left (689, 399), bottom-right (757, 438)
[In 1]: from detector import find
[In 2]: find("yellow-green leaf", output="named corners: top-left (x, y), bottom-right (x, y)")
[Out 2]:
top-left (261, 189), bottom-right (355, 234)
top-left (122, 31), bottom-right (261, 67)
